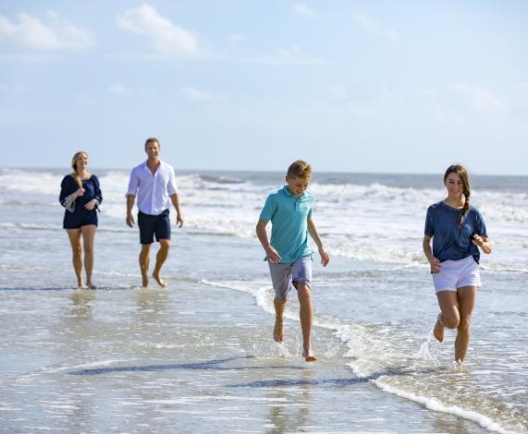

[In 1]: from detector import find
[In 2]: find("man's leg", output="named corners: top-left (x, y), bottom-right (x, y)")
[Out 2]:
top-left (152, 239), bottom-right (170, 287)
top-left (139, 244), bottom-right (151, 288)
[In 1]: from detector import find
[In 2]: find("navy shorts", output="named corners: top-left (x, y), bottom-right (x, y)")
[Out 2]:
top-left (63, 208), bottom-right (98, 229)
top-left (138, 210), bottom-right (171, 245)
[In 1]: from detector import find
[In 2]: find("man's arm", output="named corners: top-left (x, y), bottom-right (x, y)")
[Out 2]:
top-left (170, 193), bottom-right (184, 227)
top-left (126, 195), bottom-right (136, 227)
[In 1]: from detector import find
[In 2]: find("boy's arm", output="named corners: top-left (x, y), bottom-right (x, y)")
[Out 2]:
top-left (256, 219), bottom-right (281, 264)
top-left (307, 217), bottom-right (329, 266)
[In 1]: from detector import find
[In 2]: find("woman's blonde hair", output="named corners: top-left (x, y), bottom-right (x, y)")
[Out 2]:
top-left (71, 151), bottom-right (88, 188)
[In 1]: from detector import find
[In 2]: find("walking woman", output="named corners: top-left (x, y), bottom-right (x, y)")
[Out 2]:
top-left (59, 151), bottom-right (102, 289)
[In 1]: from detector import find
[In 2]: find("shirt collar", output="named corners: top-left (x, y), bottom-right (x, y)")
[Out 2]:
top-left (281, 185), bottom-right (305, 199)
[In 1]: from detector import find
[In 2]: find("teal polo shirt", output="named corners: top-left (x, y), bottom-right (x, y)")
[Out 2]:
top-left (259, 186), bottom-right (314, 263)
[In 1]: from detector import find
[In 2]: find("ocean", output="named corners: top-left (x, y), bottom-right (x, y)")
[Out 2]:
top-left (0, 167), bottom-right (526, 434)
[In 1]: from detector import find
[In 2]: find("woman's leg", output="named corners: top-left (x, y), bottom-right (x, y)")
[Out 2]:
top-left (66, 228), bottom-right (83, 288)
top-left (81, 225), bottom-right (97, 289)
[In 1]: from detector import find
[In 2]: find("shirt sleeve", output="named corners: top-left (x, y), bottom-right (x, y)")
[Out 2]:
top-left (424, 207), bottom-right (434, 237)
top-left (259, 194), bottom-right (275, 222)
top-left (167, 165), bottom-right (178, 196)
top-left (126, 168), bottom-right (139, 197)
top-left (92, 175), bottom-right (103, 205)
top-left (59, 176), bottom-right (76, 212)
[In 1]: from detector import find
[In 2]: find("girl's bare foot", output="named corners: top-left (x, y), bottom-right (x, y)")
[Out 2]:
top-left (434, 313), bottom-right (445, 343)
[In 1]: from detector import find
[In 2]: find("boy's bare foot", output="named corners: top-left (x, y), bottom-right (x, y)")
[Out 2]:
top-left (152, 271), bottom-right (166, 287)
top-left (142, 275), bottom-right (149, 288)
top-left (434, 313), bottom-right (445, 343)
top-left (273, 318), bottom-right (284, 343)
top-left (87, 282), bottom-right (97, 290)
top-left (302, 348), bottom-right (317, 362)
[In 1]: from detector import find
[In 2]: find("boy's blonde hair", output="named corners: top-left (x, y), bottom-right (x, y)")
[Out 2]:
top-left (287, 160), bottom-right (312, 181)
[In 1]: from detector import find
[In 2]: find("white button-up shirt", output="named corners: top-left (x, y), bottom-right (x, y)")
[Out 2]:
top-left (126, 160), bottom-right (178, 216)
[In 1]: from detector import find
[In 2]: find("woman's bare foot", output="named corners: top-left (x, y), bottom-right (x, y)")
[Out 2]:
top-left (434, 313), bottom-right (445, 343)
top-left (302, 348), bottom-right (317, 362)
top-left (273, 317), bottom-right (284, 343)
top-left (152, 271), bottom-right (166, 287)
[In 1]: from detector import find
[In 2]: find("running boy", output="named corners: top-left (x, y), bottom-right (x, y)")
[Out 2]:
top-left (256, 160), bottom-right (330, 362)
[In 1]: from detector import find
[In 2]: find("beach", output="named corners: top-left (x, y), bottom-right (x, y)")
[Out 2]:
top-left (0, 168), bottom-right (527, 433)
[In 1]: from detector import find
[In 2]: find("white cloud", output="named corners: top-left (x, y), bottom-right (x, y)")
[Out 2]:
top-left (421, 84), bottom-right (503, 121)
top-left (355, 14), bottom-right (399, 41)
top-left (448, 83), bottom-right (503, 116)
top-left (330, 85), bottom-right (348, 101)
top-left (108, 83), bottom-right (129, 96)
top-left (117, 4), bottom-right (199, 56)
top-left (182, 87), bottom-right (222, 101)
top-left (292, 3), bottom-right (316, 19)
top-left (243, 45), bottom-right (323, 65)
top-left (0, 11), bottom-right (93, 50)
top-left (518, 83), bottom-right (528, 105)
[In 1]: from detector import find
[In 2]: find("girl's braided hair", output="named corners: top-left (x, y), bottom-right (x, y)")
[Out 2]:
top-left (444, 164), bottom-right (471, 227)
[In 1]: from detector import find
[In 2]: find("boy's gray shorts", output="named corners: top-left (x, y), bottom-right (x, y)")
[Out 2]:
top-left (268, 255), bottom-right (312, 299)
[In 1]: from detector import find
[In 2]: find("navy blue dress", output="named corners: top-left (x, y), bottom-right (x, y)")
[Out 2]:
top-left (59, 175), bottom-right (103, 229)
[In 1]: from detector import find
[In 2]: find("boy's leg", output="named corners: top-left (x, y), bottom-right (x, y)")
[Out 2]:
top-left (295, 282), bottom-right (316, 362)
top-left (268, 262), bottom-right (292, 343)
top-left (292, 256), bottom-right (316, 362)
top-left (274, 297), bottom-right (287, 342)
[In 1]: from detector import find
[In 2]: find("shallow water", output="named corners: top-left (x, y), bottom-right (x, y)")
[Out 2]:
top-left (0, 167), bottom-right (527, 433)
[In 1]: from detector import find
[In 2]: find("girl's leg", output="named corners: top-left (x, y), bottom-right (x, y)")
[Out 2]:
top-left (66, 229), bottom-right (83, 288)
top-left (454, 286), bottom-right (478, 362)
top-left (434, 290), bottom-right (460, 342)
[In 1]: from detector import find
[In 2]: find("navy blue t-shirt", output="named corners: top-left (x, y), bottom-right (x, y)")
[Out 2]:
top-left (424, 201), bottom-right (487, 264)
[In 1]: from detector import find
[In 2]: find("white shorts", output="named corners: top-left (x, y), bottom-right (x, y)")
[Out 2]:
top-left (432, 255), bottom-right (481, 293)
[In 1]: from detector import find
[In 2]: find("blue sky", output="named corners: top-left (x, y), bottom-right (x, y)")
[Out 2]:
top-left (1, 1), bottom-right (527, 175)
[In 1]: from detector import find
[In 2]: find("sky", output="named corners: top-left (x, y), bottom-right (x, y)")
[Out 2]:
top-left (1, 1), bottom-right (528, 176)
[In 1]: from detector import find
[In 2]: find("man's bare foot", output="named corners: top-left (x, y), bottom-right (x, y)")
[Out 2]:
top-left (434, 313), bottom-right (445, 343)
top-left (87, 282), bottom-right (97, 290)
top-left (302, 348), bottom-right (317, 362)
top-left (273, 318), bottom-right (284, 343)
top-left (152, 271), bottom-right (166, 288)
